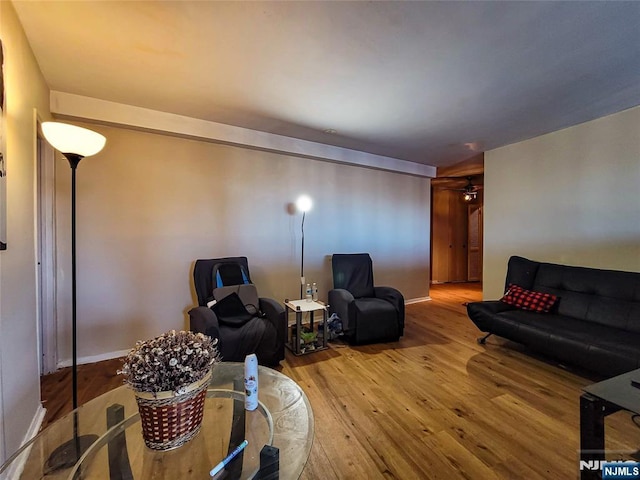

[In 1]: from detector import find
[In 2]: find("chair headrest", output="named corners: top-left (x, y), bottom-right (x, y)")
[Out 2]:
top-left (332, 253), bottom-right (375, 298)
top-left (193, 257), bottom-right (252, 306)
top-left (214, 262), bottom-right (250, 287)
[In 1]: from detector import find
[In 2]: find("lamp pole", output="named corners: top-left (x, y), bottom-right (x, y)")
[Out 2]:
top-left (295, 195), bottom-right (312, 299)
top-left (67, 153), bottom-right (82, 410)
top-left (41, 122), bottom-right (105, 471)
top-left (300, 211), bottom-right (306, 299)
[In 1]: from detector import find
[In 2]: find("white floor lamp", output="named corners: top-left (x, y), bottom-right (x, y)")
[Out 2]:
top-left (42, 121), bottom-right (106, 470)
top-left (295, 195), bottom-right (313, 299)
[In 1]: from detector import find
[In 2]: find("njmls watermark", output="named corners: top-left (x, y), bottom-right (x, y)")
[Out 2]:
top-left (580, 451), bottom-right (640, 479)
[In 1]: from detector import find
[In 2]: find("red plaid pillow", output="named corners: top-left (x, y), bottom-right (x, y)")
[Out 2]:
top-left (500, 284), bottom-right (558, 313)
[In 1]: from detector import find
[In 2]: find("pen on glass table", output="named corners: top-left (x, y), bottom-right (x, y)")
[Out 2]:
top-left (210, 439), bottom-right (249, 477)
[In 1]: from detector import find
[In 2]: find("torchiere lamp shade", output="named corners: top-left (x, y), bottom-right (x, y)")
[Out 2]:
top-left (42, 122), bottom-right (106, 158)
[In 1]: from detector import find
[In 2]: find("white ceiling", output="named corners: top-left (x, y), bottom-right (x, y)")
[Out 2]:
top-left (12, 1), bottom-right (640, 169)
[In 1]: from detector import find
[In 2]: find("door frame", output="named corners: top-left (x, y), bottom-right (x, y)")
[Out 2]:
top-left (36, 125), bottom-right (57, 375)
top-left (467, 203), bottom-right (483, 282)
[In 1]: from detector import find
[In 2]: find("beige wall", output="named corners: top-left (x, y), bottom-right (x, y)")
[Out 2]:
top-left (53, 123), bottom-right (431, 365)
top-left (483, 106), bottom-right (640, 299)
top-left (0, 1), bottom-right (51, 463)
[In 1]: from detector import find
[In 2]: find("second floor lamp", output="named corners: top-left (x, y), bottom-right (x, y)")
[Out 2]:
top-left (295, 195), bottom-right (313, 299)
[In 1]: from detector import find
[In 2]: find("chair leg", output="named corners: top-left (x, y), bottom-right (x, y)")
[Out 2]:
top-left (477, 333), bottom-right (493, 344)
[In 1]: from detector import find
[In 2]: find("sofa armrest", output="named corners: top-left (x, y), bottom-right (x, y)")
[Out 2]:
top-left (466, 300), bottom-right (515, 334)
top-left (374, 286), bottom-right (403, 301)
top-left (189, 306), bottom-right (220, 340)
top-left (259, 297), bottom-right (287, 352)
top-left (374, 286), bottom-right (405, 334)
top-left (467, 300), bottom-right (513, 315)
top-left (328, 288), bottom-right (354, 333)
top-left (259, 297), bottom-right (285, 320)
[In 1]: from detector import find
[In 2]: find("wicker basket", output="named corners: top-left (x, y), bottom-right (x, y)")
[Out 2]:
top-left (134, 371), bottom-right (212, 451)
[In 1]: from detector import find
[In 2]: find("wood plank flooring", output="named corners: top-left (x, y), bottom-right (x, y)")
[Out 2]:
top-left (41, 283), bottom-right (640, 479)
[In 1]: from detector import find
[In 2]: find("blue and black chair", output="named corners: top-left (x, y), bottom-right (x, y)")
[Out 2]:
top-left (189, 256), bottom-right (285, 366)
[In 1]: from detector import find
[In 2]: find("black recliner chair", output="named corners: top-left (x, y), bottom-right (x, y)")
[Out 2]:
top-left (328, 253), bottom-right (404, 345)
top-left (188, 257), bottom-right (286, 366)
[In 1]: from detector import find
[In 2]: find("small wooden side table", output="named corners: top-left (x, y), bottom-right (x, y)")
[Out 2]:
top-left (284, 299), bottom-right (329, 355)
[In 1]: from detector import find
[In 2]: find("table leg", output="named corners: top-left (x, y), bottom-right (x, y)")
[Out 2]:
top-left (580, 393), bottom-right (606, 480)
top-left (322, 308), bottom-right (328, 349)
top-left (224, 378), bottom-right (246, 480)
top-left (106, 404), bottom-right (133, 480)
top-left (295, 309), bottom-right (302, 355)
top-left (257, 445), bottom-right (280, 479)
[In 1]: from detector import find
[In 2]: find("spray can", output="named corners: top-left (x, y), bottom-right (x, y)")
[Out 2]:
top-left (244, 353), bottom-right (258, 411)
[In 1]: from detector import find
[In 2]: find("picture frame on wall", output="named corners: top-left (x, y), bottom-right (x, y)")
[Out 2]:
top-left (0, 38), bottom-right (6, 250)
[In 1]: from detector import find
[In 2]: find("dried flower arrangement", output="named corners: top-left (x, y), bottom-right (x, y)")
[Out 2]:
top-left (119, 330), bottom-right (220, 394)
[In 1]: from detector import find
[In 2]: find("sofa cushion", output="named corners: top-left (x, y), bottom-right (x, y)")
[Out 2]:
top-left (533, 263), bottom-right (640, 332)
top-left (500, 284), bottom-right (558, 313)
top-left (351, 298), bottom-right (399, 344)
top-left (494, 310), bottom-right (640, 375)
top-left (505, 256), bottom-right (540, 292)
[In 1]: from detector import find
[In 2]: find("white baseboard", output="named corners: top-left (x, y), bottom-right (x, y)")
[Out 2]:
top-left (405, 296), bottom-right (432, 305)
top-left (27, 405), bottom-right (46, 442)
top-left (57, 349), bottom-right (130, 369)
top-left (3, 405), bottom-right (46, 479)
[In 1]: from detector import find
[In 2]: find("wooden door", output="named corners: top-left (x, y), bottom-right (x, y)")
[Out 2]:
top-left (431, 189), bottom-right (450, 283)
top-left (468, 204), bottom-right (483, 282)
top-left (449, 191), bottom-right (469, 282)
top-left (431, 189), bottom-right (469, 283)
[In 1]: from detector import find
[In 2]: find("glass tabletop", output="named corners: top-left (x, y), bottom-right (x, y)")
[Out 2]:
top-left (0, 362), bottom-right (314, 479)
top-left (582, 368), bottom-right (640, 415)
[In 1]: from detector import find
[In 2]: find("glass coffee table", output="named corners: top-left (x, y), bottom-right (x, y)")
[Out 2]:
top-left (0, 363), bottom-right (314, 479)
top-left (580, 368), bottom-right (640, 480)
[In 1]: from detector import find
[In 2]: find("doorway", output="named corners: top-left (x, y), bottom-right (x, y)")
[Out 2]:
top-left (431, 188), bottom-right (469, 283)
top-left (430, 155), bottom-right (484, 285)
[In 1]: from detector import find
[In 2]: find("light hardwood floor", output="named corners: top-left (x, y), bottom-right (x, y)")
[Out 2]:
top-left (41, 283), bottom-right (640, 479)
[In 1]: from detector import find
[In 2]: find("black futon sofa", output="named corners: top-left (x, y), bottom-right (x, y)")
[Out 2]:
top-left (467, 256), bottom-right (640, 377)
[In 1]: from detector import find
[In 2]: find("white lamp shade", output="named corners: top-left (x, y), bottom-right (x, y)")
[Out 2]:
top-left (42, 122), bottom-right (106, 157)
top-left (296, 195), bottom-right (313, 212)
